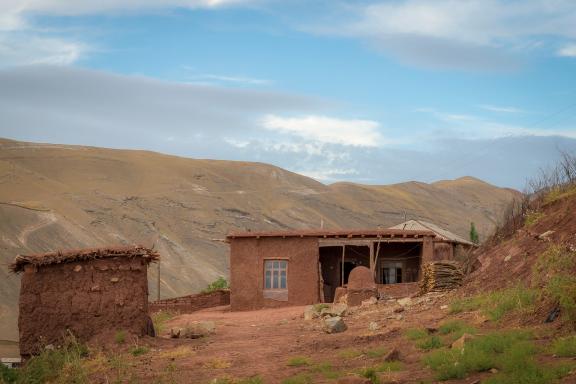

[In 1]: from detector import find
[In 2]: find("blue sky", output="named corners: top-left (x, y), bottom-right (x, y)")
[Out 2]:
top-left (1, 0), bottom-right (576, 189)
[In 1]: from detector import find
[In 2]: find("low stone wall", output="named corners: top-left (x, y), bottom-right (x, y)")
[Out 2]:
top-left (377, 282), bottom-right (419, 298)
top-left (149, 290), bottom-right (230, 314)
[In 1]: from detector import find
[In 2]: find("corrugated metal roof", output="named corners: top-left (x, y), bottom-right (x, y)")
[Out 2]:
top-left (227, 228), bottom-right (435, 240)
top-left (389, 220), bottom-right (476, 246)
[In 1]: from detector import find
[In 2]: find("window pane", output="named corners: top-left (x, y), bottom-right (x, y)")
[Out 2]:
top-left (265, 270), bottom-right (271, 289)
top-left (272, 270), bottom-right (278, 288)
top-left (265, 260), bottom-right (273, 269)
top-left (279, 260), bottom-right (287, 270)
top-left (273, 261), bottom-right (279, 269)
top-left (280, 270), bottom-right (287, 289)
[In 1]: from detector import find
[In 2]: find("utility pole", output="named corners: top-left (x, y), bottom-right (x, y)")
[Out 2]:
top-left (157, 259), bottom-right (161, 301)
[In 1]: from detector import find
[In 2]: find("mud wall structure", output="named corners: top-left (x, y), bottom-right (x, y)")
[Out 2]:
top-left (149, 290), bottom-right (230, 313)
top-left (230, 237), bottom-right (320, 311)
top-left (17, 255), bottom-right (153, 356)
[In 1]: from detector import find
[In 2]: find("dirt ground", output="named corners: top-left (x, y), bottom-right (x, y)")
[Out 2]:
top-left (105, 293), bottom-right (504, 384)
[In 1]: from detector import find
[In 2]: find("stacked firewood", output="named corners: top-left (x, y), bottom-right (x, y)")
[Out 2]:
top-left (419, 261), bottom-right (464, 293)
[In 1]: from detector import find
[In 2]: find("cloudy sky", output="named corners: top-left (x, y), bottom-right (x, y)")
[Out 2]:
top-left (1, 0), bottom-right (576, 189)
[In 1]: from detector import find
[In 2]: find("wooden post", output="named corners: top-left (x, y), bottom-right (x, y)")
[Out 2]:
top-left (157, 259), bottom-right (161, 301)
top-left (341, 245), bottom-right (346, 286)
top-left (369, 242), bottom-right (375, 275)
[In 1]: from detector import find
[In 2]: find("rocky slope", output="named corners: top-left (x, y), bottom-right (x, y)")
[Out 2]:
top-left (0, 138), bottom-right (518, 340)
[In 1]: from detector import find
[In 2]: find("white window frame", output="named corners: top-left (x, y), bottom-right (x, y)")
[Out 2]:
top-left (264, 259), bottom-right (288, 290)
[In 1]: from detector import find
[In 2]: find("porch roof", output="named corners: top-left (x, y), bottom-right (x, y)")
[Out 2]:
top-left (227, 228), bottom-right (435, 241)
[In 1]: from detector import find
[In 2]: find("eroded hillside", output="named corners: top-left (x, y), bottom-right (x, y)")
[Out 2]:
top-left (0, 138), bottom-right (518, 340)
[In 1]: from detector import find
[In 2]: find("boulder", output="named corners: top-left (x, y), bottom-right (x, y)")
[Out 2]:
top-left (368, 321), bottom-right (379, 331)
top-left (347, 289), bottom-right (378, 307)
top-left (321, 303), bottom-right (348, 317)
top-left (361, 296), bottom-right (378, 306)
top-left (323, 316), bottom-right (347, 334)
top-left (397, 297), bottom-right (412, 307)
top-left (182, 321), bottom-right (216, 339)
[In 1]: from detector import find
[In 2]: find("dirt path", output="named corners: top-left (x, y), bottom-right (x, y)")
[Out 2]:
top-left (17, 211), bottom-right (56, 247)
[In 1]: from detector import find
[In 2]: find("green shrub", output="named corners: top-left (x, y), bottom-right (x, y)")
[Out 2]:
top-left (151, 309), bottom-right (178, 334)
top-left (533, 245), bottom-right (576, 325)
top-left (15, 335), bottom-right (90, 384)
top-left (310, 362), bottom-right (341, 379)
top-left (524, 211), bottom-right (545, 226)
top-left (365, 347), bottom-right (387, 358)
top-left (449, 285), bottom-right (537, 321)
top-left (376, 361), bottom-right (403, 372)
top-left (550, 336), bottom-right (576, 357)
top-left (0, 364), bottom-right (18, 384)
top-left (287, 356), bottom-right (311, 367)
top-left (404, 328), bottom-right (428, 340)
top-left (312, 303), bottom-right (330, 312)
top-left (338, 349), bottom-right (363, 359)
top-left (417, 336), bottom-right (443, 350)
top-left (202, 277), bottom-right (229, 293)
top-left (130, 345), bottom-right (149, 356)
top-left (281, 373), bottom-right (312, 384)
top-left (358, 367), bottom-right (379, 384)
top-left (114, 330), bottom-right (126, 344)
top-left (424, 330), bottom-right (548, 382)
top-left (438, 320), bottom-right (476, 342)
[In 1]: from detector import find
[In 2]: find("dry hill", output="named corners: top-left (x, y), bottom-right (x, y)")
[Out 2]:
top-left (0, 138), bottom-right (518, 341)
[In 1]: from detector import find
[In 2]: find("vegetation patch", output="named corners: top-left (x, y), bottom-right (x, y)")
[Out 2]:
top-left (449, 284), bottom-right (537, 321)
top-left (158, 345), bottom-right (195, 360)
top-left (533, 245), bottom-right (576, 326)
top-left (114, 330), bottom-right (126, 344)
top-left (524, 210), bottom-right (545, 226)
top-left (287, 356), bottom-right (311, 367)
top-left (130, 345), bottom-right (149, 356)
top-left (202, 277), bottom-right (229, 293)
top-left (423, 329), bottom-right (572, 383)
top-left (404, 328), bottom-right (428, 341)
top-left (365, 346), bottom-right (387, 358)
top-left (210, 376), bottom-right (263, 384)
top-left (310, 362), bottom-right (341, 380)
top-left (550, 335), bottom-right (576, 357)
top-left (417, 335), bottom-right (443, 351)
top-left (281, 373), bottom-right (312, 384)
top-left (438, 320), bottom-right (477, 342)
top-left (151, 309), bottom-right (179, 334)
top-left (338, 348), bottom-right (363, 359)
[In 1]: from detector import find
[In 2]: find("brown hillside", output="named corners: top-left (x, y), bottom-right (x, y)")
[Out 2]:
top-left (0, 138), bottom-right (517, 340)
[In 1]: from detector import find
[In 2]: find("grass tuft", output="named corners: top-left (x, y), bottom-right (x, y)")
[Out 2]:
top-left (281, 373), bottom-right (312, 384)
top-left (550, 335), bottom-right (576, 357)
top-left (287, 356), bottom-right (311, 367)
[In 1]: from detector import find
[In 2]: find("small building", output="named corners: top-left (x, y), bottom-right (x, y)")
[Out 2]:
top-left (10, 246), bottom-right (159, 357)
top-left (227, 228), bottom-right (453, 311)
top-left (1, 357), bottom-right (22, 368)
top-left (389, 219), bottom-right (476, 261)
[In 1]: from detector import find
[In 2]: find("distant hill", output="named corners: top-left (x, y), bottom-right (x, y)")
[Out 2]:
top-left (0, 138), bottom-right (519, 340)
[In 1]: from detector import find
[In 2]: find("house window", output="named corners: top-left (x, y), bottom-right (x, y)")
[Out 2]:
top-left (382, 262), bottom-right (403, 284)
top-left (264, 260), bottom-right (287, 290)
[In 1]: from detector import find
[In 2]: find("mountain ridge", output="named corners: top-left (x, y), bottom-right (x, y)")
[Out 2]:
top-left (0, 138), bottom-right (519, 340)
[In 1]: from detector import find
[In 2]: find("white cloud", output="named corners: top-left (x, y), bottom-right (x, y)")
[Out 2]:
top-left (557, 44), bottom-right (576, 57)
top-left (309, 0), bottom-right (576, 70)
top-left (0, 34), bottom-right (85, 66)
top-left (261, 114), bottom-right (383, 147)
top-left (299, 168), bottom-right (359, 182)
top-left (480, 105), bottom-right (526, 113)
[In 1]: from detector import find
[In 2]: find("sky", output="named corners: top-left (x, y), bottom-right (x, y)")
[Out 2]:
top-left (1, 0), bottom-right (576, 189)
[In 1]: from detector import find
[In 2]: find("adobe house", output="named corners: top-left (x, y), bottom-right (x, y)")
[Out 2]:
top-left (10, 246), bottom-right (159, 357)
top-left (227, 228), bottom-right (455, 311)
top-left (389, 219), bottom-right (477, 262)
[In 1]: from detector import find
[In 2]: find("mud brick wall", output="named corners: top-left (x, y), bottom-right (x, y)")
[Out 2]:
top-left (149, 290), bottom-right (230, 313)
top-left (19, 257), bottom-right (150, 356)
top-left (230, 237), bottom-right (320, 311)
top-left (377, 282), bottom-right (419, 298)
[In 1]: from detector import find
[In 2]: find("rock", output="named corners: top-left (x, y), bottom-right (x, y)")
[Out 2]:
top-left (304, 305), bottom-right (317, 321)
top-left (323, 316), bottom-right (347, 334)
top-left (170, 328), bottom-right (182, 338)
top-left (73, 265), bottom-right (82, 272)
top-left (110, 277), bottom-right (119, 283)
top-left (183, 321), bottom-right (216, 338)
top-left (545, 307), bottom-right (561, 323)
top-left (538, 230), bottom-right (555, 241)
top-left (321, 303), bottom-right (348, 317)
top-left (334, 287), bottom-right (348, 304)
top-left (361, 296), bottom-right (378, 306)
top-left (397, 297), bottom-right (412, 307)
top-left (451, 333), bottom-right (475, 349)
top-left (440, 305), bottom-right (448, 310)
top-left (393, 306), bottom-right (405, 313)
top-left (504, 255), bottom-right (512, 262)
top-left (426, 327), bottom-right (438, 334)
top-left (490, 368), bottom-right (499, 374)
top-left (395, 314), bottom-right (404, 321)
top-left (337, 375), bottom-right (371, 384)
top-left (368, 321), bottom-right (379, 331)
top-left (383, 347), bottom-right (400, 362)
